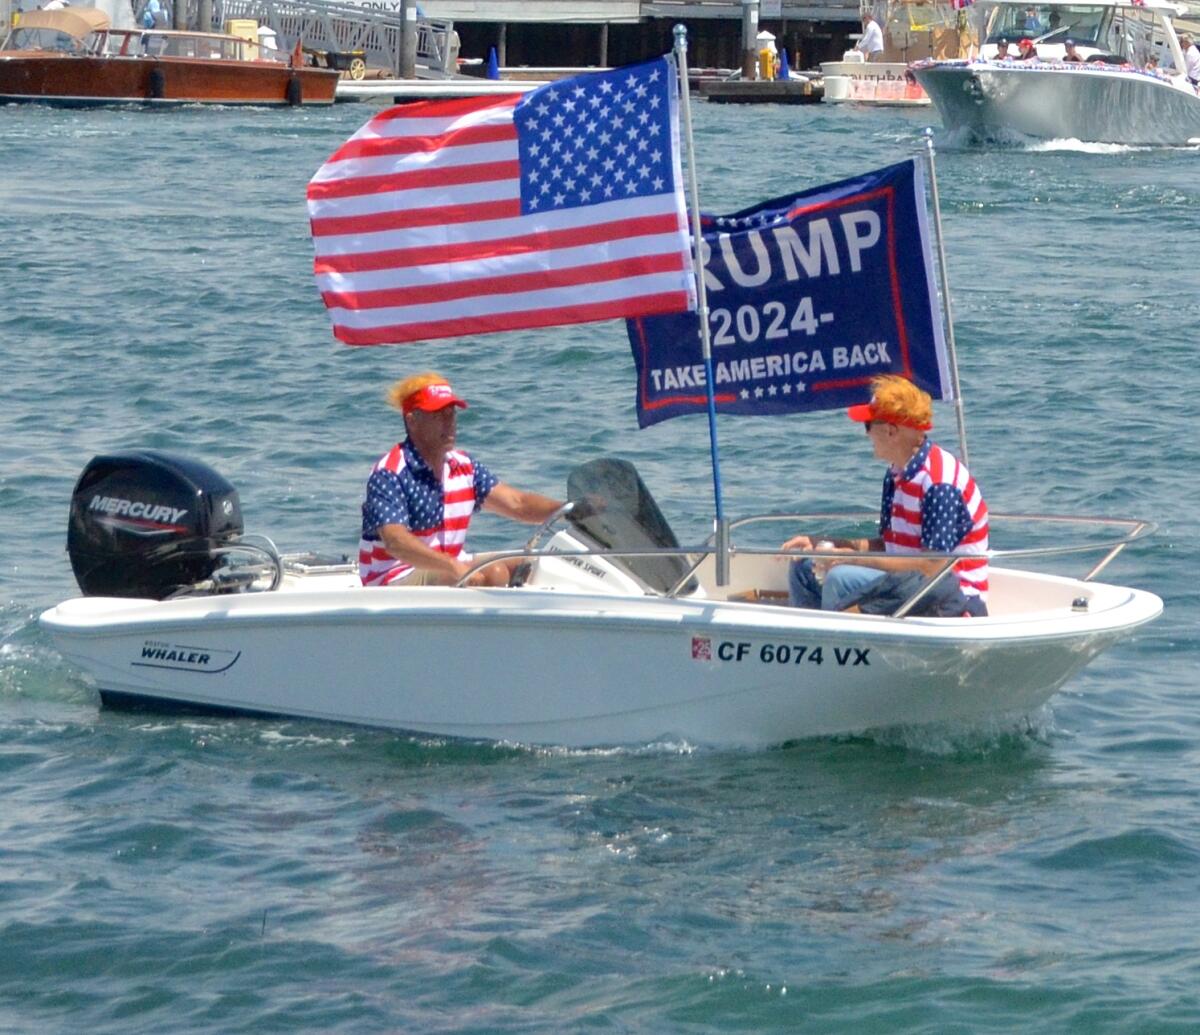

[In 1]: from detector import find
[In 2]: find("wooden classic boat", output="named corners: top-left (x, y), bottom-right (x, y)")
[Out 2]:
top-left (0, 8), bottom-right (338, 107)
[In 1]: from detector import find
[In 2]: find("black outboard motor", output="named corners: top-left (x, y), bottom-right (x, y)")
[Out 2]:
top-left (67, 451), bottom-right (243, 599)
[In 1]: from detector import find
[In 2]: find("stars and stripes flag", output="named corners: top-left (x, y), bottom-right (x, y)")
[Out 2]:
top-left (306, 57), bottom-right (696, 346)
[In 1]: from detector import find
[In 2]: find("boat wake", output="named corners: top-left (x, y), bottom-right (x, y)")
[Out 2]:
top-left (1028, 138), bottom-right (1145, 155)
top-left (856, 706), bottom-right (1057, 756)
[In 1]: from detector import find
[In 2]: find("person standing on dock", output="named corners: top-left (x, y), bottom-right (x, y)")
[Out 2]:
top-left (1181, 34), bottom-right (1200, 86)
top-left (856, 13), bottom-right (885, 62)
top-left (359, 373), bottom-right (564, 589)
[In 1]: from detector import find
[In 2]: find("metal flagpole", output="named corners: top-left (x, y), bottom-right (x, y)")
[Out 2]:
top-left (922, 128), bottom-right (970, 466)
top-left (673, 23), bottom-right (730, 585)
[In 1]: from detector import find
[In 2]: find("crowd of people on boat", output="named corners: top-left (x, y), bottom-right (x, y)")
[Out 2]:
top-left (987, 28), bottom-right (1200, 87)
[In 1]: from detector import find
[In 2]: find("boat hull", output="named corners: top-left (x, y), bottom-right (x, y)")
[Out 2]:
top-left (912, 62), bottom-right (1200, 144)
top-left (39, 571), bottom-right (1162, 747)
top-left (820, 60), bottom-right (929, 105)
top-left (0, 52), bottom-right (337, 106)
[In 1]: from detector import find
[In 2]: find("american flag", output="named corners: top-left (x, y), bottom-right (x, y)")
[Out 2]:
top-left (307, 57), bottom-right (696, 346)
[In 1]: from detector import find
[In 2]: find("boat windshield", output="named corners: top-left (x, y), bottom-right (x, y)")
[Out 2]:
top-left (90, 30), bottom-right (262, 60)
top-left (5, 25), bottom-right (85, 51)
top-left (564, 458), bottom-right (698, 596)
top-left (985, 3), bottom-right (1110, 45)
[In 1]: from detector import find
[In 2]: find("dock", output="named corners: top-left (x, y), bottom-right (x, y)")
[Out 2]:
top-left (336, 76), bottom-right (547, 101)
top-left (699, 78), bottom-right (823, 103)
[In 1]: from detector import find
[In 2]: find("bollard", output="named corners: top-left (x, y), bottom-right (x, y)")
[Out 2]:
top-left (399, 0), bottom-right (416, 79)
top-left (741, 0), bottom-right (759, 79)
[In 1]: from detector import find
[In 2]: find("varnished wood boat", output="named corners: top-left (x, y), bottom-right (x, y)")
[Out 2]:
top-left (0, 8), bottom-right (338, 107)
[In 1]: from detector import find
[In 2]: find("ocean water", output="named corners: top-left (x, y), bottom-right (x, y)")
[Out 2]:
top-left (1, 98), bottom-right (1198, 1032)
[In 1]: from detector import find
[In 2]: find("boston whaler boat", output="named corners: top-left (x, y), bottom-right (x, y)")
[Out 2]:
top-left (38, 450), bottom-right (1161, 748)
top-left (911, 0), bottom-right (1200, 144)
top-left (38, 41), bottom-right (1163, 749)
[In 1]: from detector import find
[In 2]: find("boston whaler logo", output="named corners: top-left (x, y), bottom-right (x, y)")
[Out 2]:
top-left (89, 494), bottom-right (189, 536)
top-left (133, 640), bottom-right (241, 674)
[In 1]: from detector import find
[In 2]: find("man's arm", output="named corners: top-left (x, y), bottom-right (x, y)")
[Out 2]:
top-left (482, 482), bottom-right (564, 524)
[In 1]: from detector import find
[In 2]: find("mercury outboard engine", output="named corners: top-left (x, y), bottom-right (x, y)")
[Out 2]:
top-left (67, 451), bottom-right (243, 599)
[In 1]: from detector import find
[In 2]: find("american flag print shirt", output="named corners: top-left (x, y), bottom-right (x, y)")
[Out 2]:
top-left (879, 440), bottom-right (990, 599)
top-left (359, 440), bottom-right (497, 586)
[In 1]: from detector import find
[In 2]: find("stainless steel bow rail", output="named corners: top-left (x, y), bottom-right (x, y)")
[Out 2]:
top-left (168, 512), bottom-right (1155, 619)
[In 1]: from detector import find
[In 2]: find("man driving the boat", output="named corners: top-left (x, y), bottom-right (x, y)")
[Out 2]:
top-left (359, 372), bottom-right (564, 588)
top-left (781, 375), bottom-right (990, 617)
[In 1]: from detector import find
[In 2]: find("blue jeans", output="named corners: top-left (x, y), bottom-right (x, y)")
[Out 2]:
top-left (787, 558), bottom-right (988, 617)
top-left (788, 559), bottom-right (885, 611)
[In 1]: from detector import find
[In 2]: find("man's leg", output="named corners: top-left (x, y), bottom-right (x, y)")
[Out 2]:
top-left (820, 564), bottom-right (886, 611)
top-left (787, 559), bottom-right (823, 608)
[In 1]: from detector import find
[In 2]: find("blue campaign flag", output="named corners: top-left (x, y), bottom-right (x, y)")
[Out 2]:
top-left (626, 158), bottom-right (951, 428)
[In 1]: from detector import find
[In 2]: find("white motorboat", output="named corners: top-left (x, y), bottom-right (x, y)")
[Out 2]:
top-left (39, 450), bottom-right (1162, 749)
top-left (912, 0), bottom-right (1200, 144)
top-left (821, 0), bottom-right (968, 106)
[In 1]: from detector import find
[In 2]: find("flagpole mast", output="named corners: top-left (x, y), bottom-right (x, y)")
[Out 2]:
top-left (923, 128), bottom-right (970, 466)
top-left (673, 23), bottom-right (730, 585)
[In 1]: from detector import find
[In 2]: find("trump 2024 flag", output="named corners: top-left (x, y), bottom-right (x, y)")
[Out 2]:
top-left (627, 159), bottom-right (951, 427)
top-left (307, 57), bottom-right (696, 346)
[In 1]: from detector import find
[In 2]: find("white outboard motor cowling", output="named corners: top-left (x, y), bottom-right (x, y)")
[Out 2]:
top-left (67, 451), bottom-right (243, 599)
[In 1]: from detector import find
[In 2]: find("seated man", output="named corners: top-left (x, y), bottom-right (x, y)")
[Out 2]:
top-left (781, 375), bottom-right (990, 617)
top-left (994, 38), bottom-right (1012, 60)
top-left (1062, 38), bottom-right (1084, 62)
top-left (359, 372), bottom-right (564, 587)
top-left (1016, 37), bottom-right (1039, 60)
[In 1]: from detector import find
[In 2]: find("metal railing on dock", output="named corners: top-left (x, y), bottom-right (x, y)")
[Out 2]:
top-left (174, 0), bottom-right (459, 75)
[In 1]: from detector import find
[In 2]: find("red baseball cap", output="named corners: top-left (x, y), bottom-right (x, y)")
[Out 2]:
top-left (402, 381), bottom-right (468, 415)
top-left (846, 400), bottom-right (932, 431)
top-left (1018, 37), bottom-right (1033, 47)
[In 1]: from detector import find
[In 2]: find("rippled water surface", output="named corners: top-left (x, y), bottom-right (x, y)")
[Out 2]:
top-left (1, 99), bottom-right (1198, 1032)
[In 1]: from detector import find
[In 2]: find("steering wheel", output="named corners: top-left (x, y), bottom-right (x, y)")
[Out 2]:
top-left (521, 499), bottom-right (580, 554)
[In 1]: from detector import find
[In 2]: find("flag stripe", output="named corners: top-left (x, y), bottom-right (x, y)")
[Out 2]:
top-left (311, 198), bottom-right (524, 238)
top-left (316, 231), bottom-right (687, 293)
top-left (322, 252), bottom-right (686, 310)
top-left (314, 211), bottom-right (684, 275)
top-left (327, 269), bottom-right (688, 328)
top-left (335, 291), bottom-right (691, 346)
top-left (311, 140), bottom-right (517, 186)
top-left (307, 159), bottom-right (519, 201)
top-left (312, 193), bottom-right (679, 258)
top-left (309, 178), bottom-right (519, 221)
top-left (327, 122), bottom-right (518, 163)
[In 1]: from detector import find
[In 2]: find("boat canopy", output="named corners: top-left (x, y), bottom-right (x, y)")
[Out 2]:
top-left (12, 8), bottom-right (111, 38)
